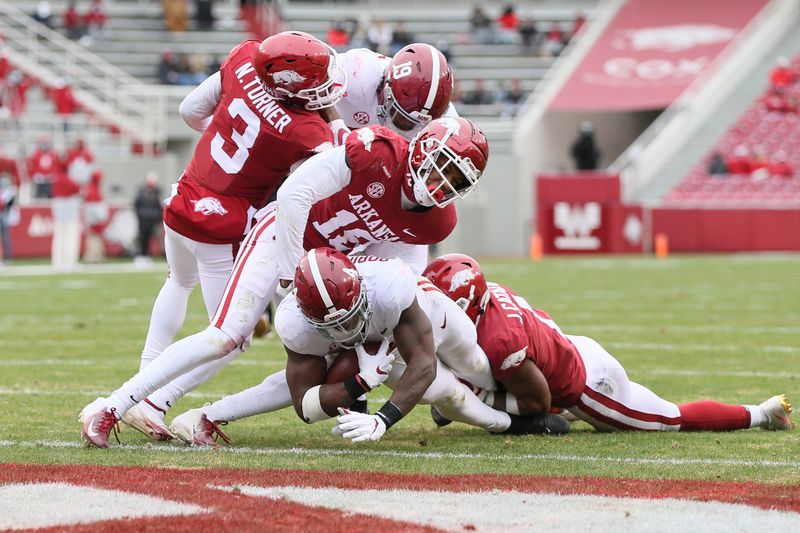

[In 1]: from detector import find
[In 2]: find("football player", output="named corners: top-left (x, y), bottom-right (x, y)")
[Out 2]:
top-left (79, 117), bottom-right (491, 448)
top-left (422, 254), bottom-right (794, 433)
top-left (115, 31), bottom-right (345, 440)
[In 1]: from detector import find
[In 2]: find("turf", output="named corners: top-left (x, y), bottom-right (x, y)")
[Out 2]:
top-left (1, 255), bottom-right (798, 484)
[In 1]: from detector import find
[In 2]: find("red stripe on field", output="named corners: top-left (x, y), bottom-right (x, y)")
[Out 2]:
top-left (583, 386), bottom-right (682, 426)
top-left (1, 463), bottom-right (798, 533)
top-left (212, 214), bottom-right (275, 328)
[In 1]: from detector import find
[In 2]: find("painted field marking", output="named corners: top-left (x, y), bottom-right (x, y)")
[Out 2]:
top-left (576, 324), bottom-right (800, 335)
top-left (1, 439), bottom-right (798, 469)
top-left (605, 342), bottom-right (800, 354)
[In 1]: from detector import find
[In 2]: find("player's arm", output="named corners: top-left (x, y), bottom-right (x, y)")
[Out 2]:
top-left (498, 358), bottom-right (551, 416)
top-left (359, 242), bottom-right (428, 274)
top-left (275, 147), bottom-right (352, 283)
top-left (285, 348), bottom-right (355, 422)
top-left (178, 71), bottom-right (221, 132)
top-left (385, 297), bottom-right (437, 416)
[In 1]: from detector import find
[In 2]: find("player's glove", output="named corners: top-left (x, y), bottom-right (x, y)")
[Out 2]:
top-left (355, 339), bottom-right (394, 390)
top-left (276, 279), bottom-right (294, 299)
top-left (333, 408), bottom-right (387, 443)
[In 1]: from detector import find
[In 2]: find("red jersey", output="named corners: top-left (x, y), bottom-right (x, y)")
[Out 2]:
top-left (477, 282), bottom-right (586, 407)
top-left (303, 126), bottom-right (456, 252)
top-left (183, 40), bottom-right (333, 209)
top-left (167, 40), bottom-right (333, 245)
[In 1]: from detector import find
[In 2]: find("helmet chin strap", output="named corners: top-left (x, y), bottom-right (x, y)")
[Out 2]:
top-left (412, 180), bottom-right (437, 207)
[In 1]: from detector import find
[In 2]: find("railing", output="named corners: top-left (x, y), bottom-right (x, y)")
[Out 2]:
top-left (609, 0), bottom-right (800, 203)
top-left (0, 1), bottom-right (168, 149)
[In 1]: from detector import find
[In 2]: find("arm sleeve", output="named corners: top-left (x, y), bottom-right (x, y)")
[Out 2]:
top-left (179, 72), bottom-right (221, 132)
top-left (275, 146), bottom-right (352, 280)
top-left (360, 242), bottom-right (429, 275)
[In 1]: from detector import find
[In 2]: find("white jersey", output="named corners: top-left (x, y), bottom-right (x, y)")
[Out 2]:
top-left (336, 48), bottom-right (390, 131)
top-left (334, 48), bottom-right (460, 141)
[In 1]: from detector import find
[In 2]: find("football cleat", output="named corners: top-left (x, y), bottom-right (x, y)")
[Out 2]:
top-left (503, 413), bottom-right (571, 436)
top-left (121, 401), bottom-right (174, 441)
top-left (760, 394), bottom-right (794, 430)
top-left (169, 408), bottom-right (203, 444)
top-left (253, 313), bottom-right (272, 338)
top-left (192, 414), bottom-right (231, 447)
top-left (430, 405), bottom-right (452, 427)
top-left (81, 405), bottom-right (120, 448)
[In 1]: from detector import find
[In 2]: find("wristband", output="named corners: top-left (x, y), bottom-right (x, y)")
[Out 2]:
top-left (376, 401), bottom-right (404, 429)
top-left (344, 375), bottom-right (370, 399)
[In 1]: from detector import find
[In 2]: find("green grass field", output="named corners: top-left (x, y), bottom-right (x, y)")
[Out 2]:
top-left (1, 255), bottom-right (798, 485)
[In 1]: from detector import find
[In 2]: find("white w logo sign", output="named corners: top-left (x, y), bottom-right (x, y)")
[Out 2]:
top-left (553, 202), bottom-right (601, 250)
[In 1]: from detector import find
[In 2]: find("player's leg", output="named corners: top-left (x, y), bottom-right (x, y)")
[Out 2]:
top-left (139, 224), bottom-right (200, 370)
top-left (427, 291), bottom-right (496, 391)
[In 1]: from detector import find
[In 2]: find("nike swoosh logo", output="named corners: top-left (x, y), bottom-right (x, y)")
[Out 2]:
top-left (440, 315), bottom-right (447, 329)
top-left (130, 395), bottom-right (138, 404)
top-left (376, 368), bottom-right (387, 375)
top-left (86, 422), bottom-right (100, 437)
top-left (380, 328), bottom-right (387, 334)
top-left (402, 229), bottom-right (417, 238)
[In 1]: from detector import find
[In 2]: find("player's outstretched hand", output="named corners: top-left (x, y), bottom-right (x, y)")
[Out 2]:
top-left (355, 339), bottom-right (394, 389)
top-left (333, 407), bottom-right (387, 443)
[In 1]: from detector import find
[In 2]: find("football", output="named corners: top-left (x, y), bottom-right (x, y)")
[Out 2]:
top-left (324, 341), bottom-right (383, 384)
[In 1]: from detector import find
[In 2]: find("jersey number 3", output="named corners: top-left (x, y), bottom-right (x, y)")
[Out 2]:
top-left (210, 98), bottom-right (260, 174)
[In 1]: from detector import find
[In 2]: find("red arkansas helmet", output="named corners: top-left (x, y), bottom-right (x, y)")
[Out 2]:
top-left (253, 31), bottom-right (346, 110)
top-left (294, 248), bottom-right (372, 348)
top-left (406, 117), bottom-right (489, 207)
top-left (423, 253), bottom-right (488, 323)
top-left (378, 43), bottom-right (453, 136)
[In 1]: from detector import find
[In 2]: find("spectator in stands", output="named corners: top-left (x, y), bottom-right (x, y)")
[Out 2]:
top-left (0, 148), bottom-right (20, 188)
top-left (570, 11), bottom-right (586, 41)
top-left (768, 151), bottom-right (794, 179)
top-left (436, 37), bottom-right (453, 62)
top-left (27, 135), bottom-right (61, 199)
top-left (0, 176), bottom-right (16, 265)
top-left (133, 171), bottom-right (163, 263)
top-left (51, 167), bottom-right (82, 271)
top-left (769, 57), bottom-right (797, 91)
top-left (500, 78), bottom-right (524, 119)
top-left (495, 4), bottom-right (519, 45)
top-left (463, 78), bottom-right (495, 105)
top-left (327, 21), bottom-right (350, 52)
top-left (470, 5), bottom-right (493, 45)
top-left (2, 70), bottom-right (31, 122)
top-left (66, 138), bottom-right (95, 187)
top-left (749, 145), bottom-right (769, 180)
top-left (390, 22), bottom-right (415, 55)
top-left (32, 0), bottom-right (54, 30)
top-left (707, 151), bottom-right (729, 176)
top-left (84, 0), bottom-right (109, 42)
top-left (545, 22), bottom-right (566, 57)
top-left (726, 145), bottom-right (753, 175)
top-left (157, 50), bottom-right (181, 85)
top-left (367, 18), bottom-right (393, 55)
top-left (570, 121), bottom-right (600, 171)
top-left (195, 0), bottom-right (215, 30)
top-left (51, 77), bottom-right (79, 131)
top-left (518, 17), bottom-right (540, 56)
top-left (763, 88), bottom-right (798, 114)
top-left (62, 1), bottom-right (84, 41)
top-left (83, 169), bottom-right (108, 264)
top-left (163, 0), bottom-right (189, 32)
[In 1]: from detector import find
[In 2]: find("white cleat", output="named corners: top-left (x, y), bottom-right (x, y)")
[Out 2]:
top-left (760, 394), bottom-right (794, 430)
top-left (169, 408), bottom-right (204, 444)
top-left (79, 397), bottom-right (107, 424)
top-left (121, 402), bottom-right (174, 441)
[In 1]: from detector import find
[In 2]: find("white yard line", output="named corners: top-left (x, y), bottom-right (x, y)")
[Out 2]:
top-left (577, 324), bottom-right (800, 335)
top-left (0, 439), bottom-right (796, 469)
top-left (605, 342), bottom-right (800, 354)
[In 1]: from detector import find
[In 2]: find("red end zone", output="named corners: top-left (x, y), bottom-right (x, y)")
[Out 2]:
top-left (2, 464), bottom-right (799, 532)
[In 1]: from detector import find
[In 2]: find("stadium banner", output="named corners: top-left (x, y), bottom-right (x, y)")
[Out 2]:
top-left (7, 205), bottom-right (155, 258)
top-left (652, 208), bottom-right (800, 251)
top-left (550, 0), bottom-right (769, 111)
top-left (535, 173), bottom-right (644, 254)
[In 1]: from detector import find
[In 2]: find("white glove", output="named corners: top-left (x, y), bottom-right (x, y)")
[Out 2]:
top-left (275, 280), bottom-right (294, 299)
top-left (355, 339), bottom-right (394, 389)
top-left (333, 408), bottom-right (387, 443)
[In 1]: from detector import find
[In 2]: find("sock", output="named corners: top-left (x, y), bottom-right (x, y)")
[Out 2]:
top-left (139, 278), bottom-right (193, 370)
top-left (147, 347), bottom-right (243, 413)
top-left (745, 404), bottom-right (765, 428)
top-left (678, 401), bottom-right (750, 431)
top-left (203, 370), bottom-right (293, 422)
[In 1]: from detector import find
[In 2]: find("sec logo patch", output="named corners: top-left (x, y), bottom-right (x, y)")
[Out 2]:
top-left (353, 112), bottom-right (370, 125)
top-left (367, 182), bottom-right (385, 199)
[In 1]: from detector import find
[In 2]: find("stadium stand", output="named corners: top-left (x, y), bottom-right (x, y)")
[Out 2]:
top-left (662, 54), bottom-right (800, 207)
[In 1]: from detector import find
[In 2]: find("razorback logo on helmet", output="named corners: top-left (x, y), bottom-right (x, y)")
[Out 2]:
top-left (439, 117), bottom-right (461, 136)
top-left (342, 267), bottom-right (359, 281)
top-left (448, 268), bottom-right (476, 293)
top-left (270, 70), bottom-right (307, 86)
top-left (191, 197), bottom-right (228, 216)
top-left (357, 128), bottom-right (375, 152)
top-left (366, 182), bottom-right (385, 199)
